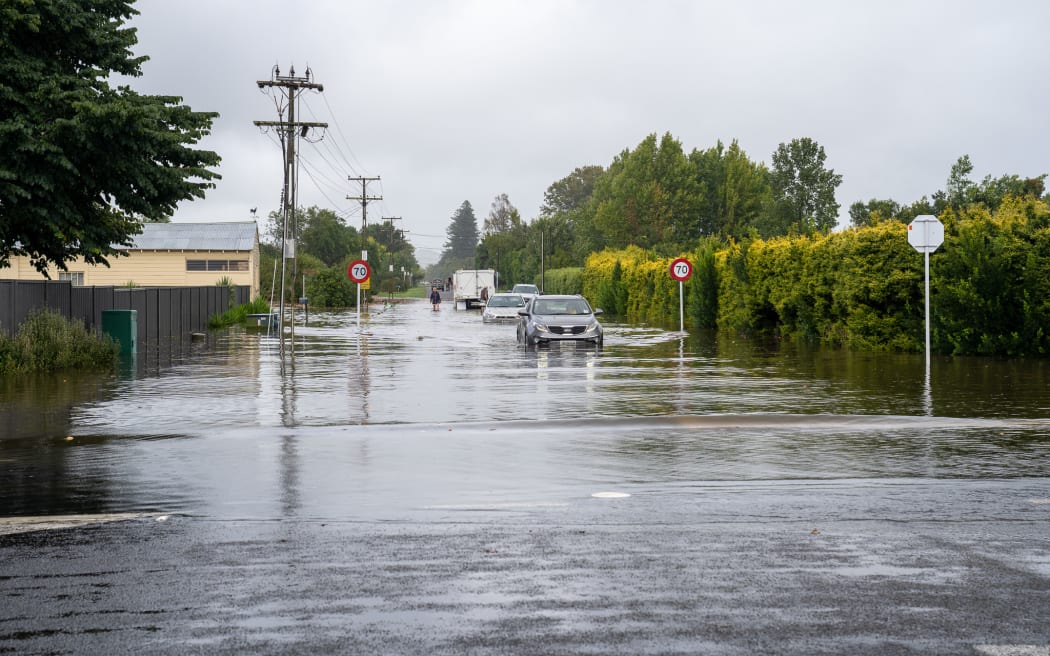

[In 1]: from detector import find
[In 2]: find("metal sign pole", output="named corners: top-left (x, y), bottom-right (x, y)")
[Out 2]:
top-left (907, 214), bottom-right (943, 417)
top-left (679, 280), bottom-right (685, 333)
top-left (924, 249), bottom-right (931, 371)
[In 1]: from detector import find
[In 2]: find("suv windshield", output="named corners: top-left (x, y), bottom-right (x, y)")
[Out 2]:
top-left (532, 299), bottom-right (592, 316)
top-left (512, 284), bottom-right (539, 295)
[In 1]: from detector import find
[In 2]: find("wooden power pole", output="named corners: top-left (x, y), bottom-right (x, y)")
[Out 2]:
top-left (347, 177), bottom-right (381, 311)
top-left (254, 65), bottom-right (327, 349)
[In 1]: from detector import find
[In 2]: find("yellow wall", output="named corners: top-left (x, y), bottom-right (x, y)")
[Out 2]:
top-left (0, 248), bottom-right (260, 297)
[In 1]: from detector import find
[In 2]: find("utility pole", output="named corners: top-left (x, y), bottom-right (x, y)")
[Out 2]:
top-left (254, 65), bottom-right (326, 350)
top-left (348, 177), bottom-right (382, 235)
top-left (381, 216), bottom-right (402, 246)
top-left (382, 217), bottom-right (402, 296)
top-left (348, 176), bottom-right (381, 312)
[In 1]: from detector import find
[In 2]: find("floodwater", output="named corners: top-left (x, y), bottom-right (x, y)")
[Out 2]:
top-left (2, 298), bottom-right (1049, 521)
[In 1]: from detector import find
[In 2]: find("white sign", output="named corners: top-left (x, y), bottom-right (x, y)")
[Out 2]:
top-left (908, 215), bottom-right (944, 253)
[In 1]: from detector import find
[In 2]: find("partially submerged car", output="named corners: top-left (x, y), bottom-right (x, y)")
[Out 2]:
top-left (516, 294), bottom-right (603, 346)
top-left (482, 293), bottom-right (527, 323)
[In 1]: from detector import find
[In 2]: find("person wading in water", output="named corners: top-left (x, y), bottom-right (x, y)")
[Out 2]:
top-left (430, 287), bottom-right (441, 311)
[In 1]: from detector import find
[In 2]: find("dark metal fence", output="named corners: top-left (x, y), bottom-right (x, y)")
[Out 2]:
top-left (0, 280), bottom-right (250, 346)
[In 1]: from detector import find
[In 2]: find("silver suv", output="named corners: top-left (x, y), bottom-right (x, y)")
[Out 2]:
top-left (516, 294), bottom-right (603, 347)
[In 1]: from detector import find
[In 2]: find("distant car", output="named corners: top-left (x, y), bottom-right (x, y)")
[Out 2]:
top-left (482, 293), bottom-right (526, 323)
top-left (510, 283), bottom-right (540, 303)
top-left (516, 294), bottom-right (603, 346)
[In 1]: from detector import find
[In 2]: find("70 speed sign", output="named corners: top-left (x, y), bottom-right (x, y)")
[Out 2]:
top-left (347, 259), bottom-right (371, 283)
top-left (670, 258), bottom-right (693, 282)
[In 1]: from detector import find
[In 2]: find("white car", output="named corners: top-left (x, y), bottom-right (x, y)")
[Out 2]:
top-left (482, 293), bottom-right (527, 323)
top-left (510, 283), bottom-right (539, 303)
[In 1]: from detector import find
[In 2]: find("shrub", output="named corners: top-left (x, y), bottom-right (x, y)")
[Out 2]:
top-left (306, 266), bottom-right (356, 308)
top-left (0, 309), bottom-right (118, 374)
top-left (208, 297), bottom-right (271, 329)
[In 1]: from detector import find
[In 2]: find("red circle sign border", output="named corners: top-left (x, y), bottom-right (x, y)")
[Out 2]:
top-left (347, 259), bottom-right (371, 283)
top-left (669, 257), bottom-right (693, 282)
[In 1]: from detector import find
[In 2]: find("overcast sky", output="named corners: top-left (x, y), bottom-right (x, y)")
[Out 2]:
top-left (127, 0), bottom-right (1050, 265)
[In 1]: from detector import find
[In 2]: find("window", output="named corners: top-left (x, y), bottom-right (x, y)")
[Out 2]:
top-left (59, 272), bottom-right (85, 286)
top-left (186, 259), bottom-right (248, 272)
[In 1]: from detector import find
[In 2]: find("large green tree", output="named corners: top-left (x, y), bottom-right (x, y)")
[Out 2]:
top-left (765, 137), bottom-right (842, 235)
top-left (0, 0), bottom-right (221, 274)
top-left (299, 207), bottom-right (359, 267)
top-left (541, 165), bottom-right (604, 217)
top-left (439, 200), bottom-right (480, 264)
top-left (478, 193), bottom-right (527, 286)
top-left (690, 139), bottom-right (771, 238)
top-left (945, 154), bottom-right (1047, 213)
top-left (482, 193), bottom-right (522, 236)
top-left (540, 165), bottom-right (603, 262)
top-left (591, 133), bottom-right (702, 252)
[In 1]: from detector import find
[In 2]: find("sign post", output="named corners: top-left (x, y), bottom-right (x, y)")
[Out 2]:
top-left (347, 258), bottom-right (371, 330)
top-left (907, 215), bottom-right (944, 372)
top-left (669, 257), bottom-right (693, 333)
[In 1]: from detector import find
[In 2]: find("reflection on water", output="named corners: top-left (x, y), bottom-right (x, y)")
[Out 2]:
top-left (1, 300), bottom-right (1049, 519)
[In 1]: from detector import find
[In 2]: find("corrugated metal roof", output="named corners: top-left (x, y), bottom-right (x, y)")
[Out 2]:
top-left (122, 222), bottom-right (258, 252)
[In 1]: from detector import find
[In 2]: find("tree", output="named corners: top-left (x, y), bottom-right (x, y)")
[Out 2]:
top-left (849, 198), bottom-right (902, 227)
top-left (945, 154), bottom-right (975, 209)
top-left (439, 200), bottom-right (480, 264)
top-left (0, 0), bottom-right (221, 275)
top-left (541, 165), bottom-right (604, 262)
top-left (264, 208), bottom-right (301, 248)
top-left (483, 193), bottom-right (522, 236)
top-left (541, 165), bottom-right (604, 217)
top-left (691, 139), bottom-right (771, 238)
top-left (766, 138), bottom-right (843, 235)
top-left (591, 133), bottom-right (702, 251)
top-left (298, 207), bottom-right (359, 267)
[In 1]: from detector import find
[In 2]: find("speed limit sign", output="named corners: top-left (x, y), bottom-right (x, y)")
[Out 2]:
top-left (347, 259), bottom-right (371, 283)
top-left (670, 258), bottom-right (693, 282)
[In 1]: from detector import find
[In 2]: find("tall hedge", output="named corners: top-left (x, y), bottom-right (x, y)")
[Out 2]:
top-left (933, 197), bottom-right (1050, 356)
top-left (580, 195), bottom-right (1050, 355)
top-left (540, 267), bottom-right (584, 295)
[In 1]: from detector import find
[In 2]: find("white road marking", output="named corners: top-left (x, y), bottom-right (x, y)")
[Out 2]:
top-left (0, 513), bottom-right (155, 535)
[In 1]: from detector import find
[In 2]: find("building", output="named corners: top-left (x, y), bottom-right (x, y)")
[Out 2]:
top-left (0, 222), bottom-right (260, 297)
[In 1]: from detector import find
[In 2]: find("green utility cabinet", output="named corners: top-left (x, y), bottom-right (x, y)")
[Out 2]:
top-left (101, 309), bottom-right (137, 355)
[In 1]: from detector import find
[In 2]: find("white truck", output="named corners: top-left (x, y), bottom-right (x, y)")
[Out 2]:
top-left (452, 269), bottom-right (497, 310)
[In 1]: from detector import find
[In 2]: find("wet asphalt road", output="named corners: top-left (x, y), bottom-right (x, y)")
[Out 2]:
top-left (3, 477), bottom-right (1049, 655)
top-left (1, 300), bottom-right (1049, 654)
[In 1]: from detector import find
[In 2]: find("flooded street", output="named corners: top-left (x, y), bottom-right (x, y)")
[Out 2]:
top-left (2, 299), bottom-right (1049, 654)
